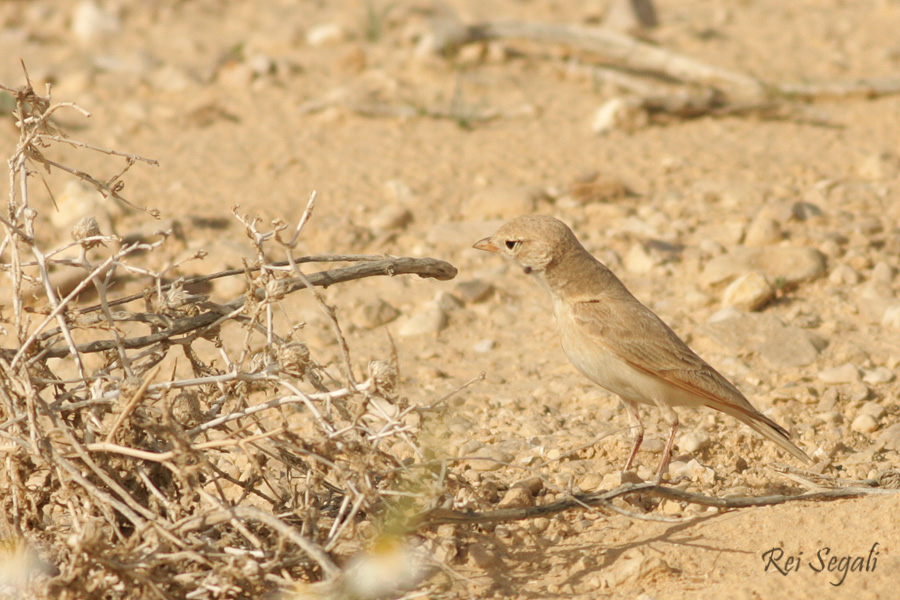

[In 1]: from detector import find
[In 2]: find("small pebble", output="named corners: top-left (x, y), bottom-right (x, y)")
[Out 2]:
top-left (512, 476), bottom-right (544, 495)
top-left (529, 517), bottom-right (551, 533)
top-left (857, 151), bottom-right (900, 180)
top-left (858, 281), bottom-right (895, 322)
top-left (592, 96), bottom-right (648, 134)
top-left (678, 431), bottom-right (711, 453)
top-left (871, 261), bottom-right (896, 284)
top-left (743, 215), bottom-right (782, 246)
top-left (876, 423), bottom-right (900, 451)
top-left (383, 179), bottom-right (414, 204)
top-left (467, 446), bottom-right (513, 472)
top-left (71, 0), bottom-right (119, 43)
top-left (859, 401), bottom-right (887, 420)
top-left (578, 472), bottom-right (604, 491)
top-left (882, 304), bottom-right (900, 329)
top-left (815, 411), bottom-right (843, 426)
top-left (306, 23), bottom-right (344, 46)
top-left (668, 459), bottom-right (715, 484)
top-left (862, 367), bottom-right (895, 385)
top-left (497, 486), bottom-right (533, 508)
top-left (721, 271), bottom-right (773, 311)
top-left (623, 242), bottom-right (659, 274)
top-left (641, 438), bottom-right (666, 453)
top-left (660, 500), bottom-right (683, 515)
top-left (472, 339), bottom-right (495, 353)
top-left (829, 265), bottom-right (861, 286)
top-left (851, 414), bottom-right (878, 434)
top-left (817, 363), bottom-right (860, 384)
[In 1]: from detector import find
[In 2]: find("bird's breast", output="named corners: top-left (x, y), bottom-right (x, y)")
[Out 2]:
top-left (553, 298), bottom-right (705, 408)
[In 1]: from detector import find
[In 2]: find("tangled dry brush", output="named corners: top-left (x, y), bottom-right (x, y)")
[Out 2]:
top-left (0, 72), bottom-right (467, 599)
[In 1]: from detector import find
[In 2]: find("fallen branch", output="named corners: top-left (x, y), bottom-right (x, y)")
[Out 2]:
top-left (465, 20), bottom-right (764, 95)
top-left (776, 77), bottom-right (900, 100)
top-left (411, 478), bottom-right (900, 529)
top-left (2, 256), bottom-right (457, 361)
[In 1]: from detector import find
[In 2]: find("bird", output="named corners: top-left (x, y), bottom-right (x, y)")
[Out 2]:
top-left (473, 215), bottom-right (810, 481)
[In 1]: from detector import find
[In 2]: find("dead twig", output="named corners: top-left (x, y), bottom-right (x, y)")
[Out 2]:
top-left (2, 256), bottom-right (457, 361)
top-left (410, 480), bottom-right (900, 529)
top-left (465, 20), bottom-right (764, 95)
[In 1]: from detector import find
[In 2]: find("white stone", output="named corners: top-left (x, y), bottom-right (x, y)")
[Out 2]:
top-left (859, 401), bottom-right (887, 420)
top-left (882, 304), bottom-right (900, 329)
top-left (858, 281), bottom-right (896, 323)
top-left (871, 262), bottom-right (896, 284)
top-left (828, 264), bottom-right (861, 286)
top-left (667, 459), bottom-right (715, 484)
top-left (472, 339), bottom-right (495, 353)
top-left (857, 151), bottom-right (900, 180)
top-left (743, 215), bottom-right (782, 246)
top-left (677, 431), bottom-right (711, 454)
top-left (721, 271), bottom-right (773, 311)
top-left (876, 423), bottom-right (900, 451)
top-left (497, 486), bottom-right (533, 508)
top-left (306, 23), bottom-right (345, 46)
top-left (467, 446), bottom-right (513, 472)
top-left (660, 499), bottom-right (683, 515)
top-left (851, 414), bottom-right (878, 434)
top-left (863, 367), bottom-right (896, 385)
top-left (72, 0), bottom-right (119, 43)
top-left (383, 180), bottom-right (414, 204)
top-left (815, 411), bottom-right (843, 426)
top-left (623, 243), bottom-right (658, 274)
top-left (817, 363), bottom-right (861, 384)
top-left (592, 97), bottom-right (648, 134)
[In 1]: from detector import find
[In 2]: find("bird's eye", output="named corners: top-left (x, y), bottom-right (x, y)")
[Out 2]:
top-left (505, 240), bottom-right (519, 250)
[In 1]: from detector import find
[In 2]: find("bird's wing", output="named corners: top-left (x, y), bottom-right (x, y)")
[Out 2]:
top-left (569, 297), bottom-right (758, 414)
top-left (568, 294), bottom-right (809, 464)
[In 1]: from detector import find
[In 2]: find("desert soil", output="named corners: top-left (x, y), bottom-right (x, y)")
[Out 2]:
top-left (2, 0), bottom-right (900, 598)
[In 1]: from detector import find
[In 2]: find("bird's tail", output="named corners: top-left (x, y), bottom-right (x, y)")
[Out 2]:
top-left (718, 404), bottom-right (811, 464)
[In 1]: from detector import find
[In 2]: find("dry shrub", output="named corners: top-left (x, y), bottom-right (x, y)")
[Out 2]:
top-left (0, 68), bottom-right (459, 599)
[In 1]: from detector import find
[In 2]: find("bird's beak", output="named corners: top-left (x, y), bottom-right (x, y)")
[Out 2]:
top-left (473, 237), bottom-right (499, 253)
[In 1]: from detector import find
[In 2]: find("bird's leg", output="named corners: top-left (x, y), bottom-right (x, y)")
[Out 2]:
top-left (654, 404), bottom-right (679, 484)
top-left (621, 399), bottom-right (643, 472)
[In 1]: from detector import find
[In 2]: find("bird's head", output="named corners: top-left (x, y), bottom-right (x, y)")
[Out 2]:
top-left (473, 215), bottom-right (580, 275)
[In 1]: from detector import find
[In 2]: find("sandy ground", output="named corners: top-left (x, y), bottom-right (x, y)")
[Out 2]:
top-left (2, 0), bottom-right (900, 598)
